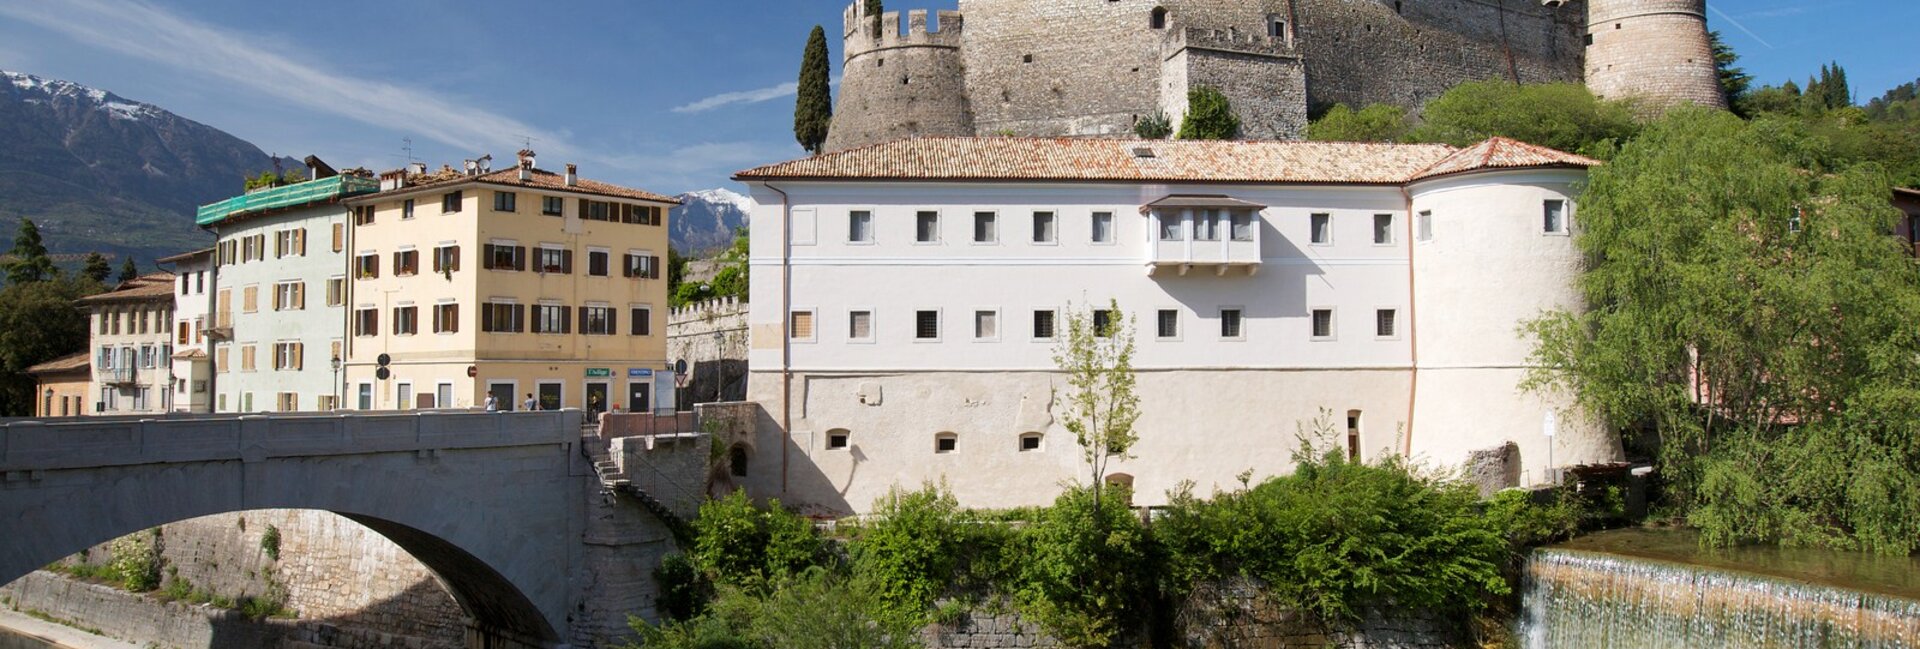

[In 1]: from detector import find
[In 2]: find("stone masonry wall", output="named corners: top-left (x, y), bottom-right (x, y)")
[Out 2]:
top-left (825, 5), bottom-right (973, 151)
top-left (1584, 0), bottom-right (1725, 110)
top-left (1291, 0), bottom-right (1586, 115)
top-left (666, 298), bottom-right (749, 406)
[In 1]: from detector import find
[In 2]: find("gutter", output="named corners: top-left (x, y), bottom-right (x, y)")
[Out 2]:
top-left (1401, 184), bottom-right (1419, 457)
top-left (763, 182), bottom-right (794, 498)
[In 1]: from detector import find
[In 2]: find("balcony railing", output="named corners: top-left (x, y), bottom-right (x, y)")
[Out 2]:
top-left (101, 366), bottom-right (137, 385)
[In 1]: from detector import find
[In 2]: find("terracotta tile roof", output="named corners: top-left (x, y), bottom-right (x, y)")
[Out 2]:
top-left (735, 137), bottom-right (1594, 185)
top-left (27, 351), bottom-right (90, 375)
top-left (364, 166), bottom-right (680, 205)
top-left (75, 272), bottom-right (177, 305)
top-left (156, 248), bottom-right (214, 264)
top-left (1410, 137), bottom-right (1602, 181)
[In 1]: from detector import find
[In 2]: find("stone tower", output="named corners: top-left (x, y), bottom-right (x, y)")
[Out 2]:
top-left (824, 3), bottom-right (973, 152)
top-left (1583, 0), bottom-right (1726, 109)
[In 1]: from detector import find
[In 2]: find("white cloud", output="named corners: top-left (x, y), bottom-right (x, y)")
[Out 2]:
top-left (672, 81), bottom-right (799, 114)
top-left (0, 0), bottom-right (572, 157)
top-left (605, 140), bottom-right (804, 194)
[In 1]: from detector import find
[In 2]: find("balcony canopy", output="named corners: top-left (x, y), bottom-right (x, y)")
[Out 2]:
top-left (1140, 194), bottom-right (1267, 213)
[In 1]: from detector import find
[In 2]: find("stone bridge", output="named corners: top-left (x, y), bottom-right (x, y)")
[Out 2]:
top-left (0, 409), bottom-right (710, 648)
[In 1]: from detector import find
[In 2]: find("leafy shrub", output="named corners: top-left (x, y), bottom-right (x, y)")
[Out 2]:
top-left (691, 491), bottom-right (823, 592)
top-left (260, 524), bottom-right (281, 561)
top-left (848, 484), bottom-right (966, 626)
top-left (632, 568), bottom-right (915, 649)
top-left (1133, 112), bottom-right (1173, 139)
top-left (1307, 103), bottom-right (1413, 142)
top-left (1176, 86), bottom-right (1240, 140)
top-left (655, 553), bottom-right (711, 621)
top-left (107, 530), bottom-right (162, 592)
top-left (1012, 486), bottom-right (1149, 648)
top-left (1413, 81), bottom-right (1640, 156)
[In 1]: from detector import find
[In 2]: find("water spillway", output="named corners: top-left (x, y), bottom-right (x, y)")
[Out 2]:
top-left (1521, 529), bottom-right (1920, 648)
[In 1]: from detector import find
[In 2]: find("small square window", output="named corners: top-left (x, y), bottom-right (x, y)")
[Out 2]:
top-left (1230, 212), bottom-right (1254, 241)
top-left (827, 430), bottom-right (850, 450)
top-left (790, 311), bottom-right (815, 340)
top-left (402, 199), bottom-right (415, 220)
top-left (1417, 210), bottom-right (1434, 242)
top-left (1221, 308), bottom-right (1243, 339)
top-left (916, 211), bottom-right (940, 243)
top-left (1158, 213), bottom-right (1184, 241)
top-left (973, 212), bottom-right (998, 243)
top-left (494, 191), bottom-right (517, 212)
top-left (935, 433), bottom-right (957, 453)
top-left (974, 310), bottom-right (998, 340)
top-left (1373, 214), bottom-right (1394, 244)
top-left (849, 210), bottom-right (874, 243)
top-left (1310, 213), bottom-right (1332, 244)
top-left (1544, 200), bottom-right (1568, 234)
top-left (1376, 309), bottom-right (1398, 338)
top-left (849, 310), bottom-right (873, 340)
top-left (441, 190), bottom-right (463, 214)
top-left (1019, 433), bottom-right (1042, 451)
top-left (1093, 309), bottom-right (1114, 338)
top-left (1032, 211), bottom-right (1057, 243)
top-left (1033, 310), bottom-right (1057, 340)
top-left (915, 310), bottom-right (940, 340)
top-left (1156, 309), bottom-right (1178, 339)
top-left (1195, 210), bottom-right (1220, 241)
top-left (542, 196), bottom-right (564, 216)
top-left (1091, 212), bottom-right (1115, 243)
top-left (1311, 308), bottom-right (1335, 340)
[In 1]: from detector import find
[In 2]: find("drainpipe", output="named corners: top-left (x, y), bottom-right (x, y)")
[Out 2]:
top-left (764, 182), bottom-right (793, 497)
top-left (1400, 185), bottom-right (1419, 457)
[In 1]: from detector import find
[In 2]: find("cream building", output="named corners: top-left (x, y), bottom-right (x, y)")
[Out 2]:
top-left (340, 152), bottom-right (677, 415)
top-left (733, 137), bottom-right (1623, 515)
top-left (76, 273), bottom-right (177, 415)
top-left (157, 248), bottom-right (214, 413)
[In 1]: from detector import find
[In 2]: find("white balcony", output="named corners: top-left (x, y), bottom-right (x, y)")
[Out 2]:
top-left (1143, 196), bottom-right (1263, 276)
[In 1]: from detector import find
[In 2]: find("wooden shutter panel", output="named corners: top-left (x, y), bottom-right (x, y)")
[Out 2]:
top-left (451, 246), bottom-right (461, 272)
top-left (575, 307), bottom-right (585, 334)
top-left (648, 255), bottom-right (661, 279)
top-left (606, 309), bottom-right (617, 336)
top-left (332, 223), bottom-right (343, 252)
top-left (563, 307), bottom-right (574, 334)
top-left (514, 247), bottom-right (527, 271)
top-left (561, 249), bottom-right (574, 274)
top-left (514, 304), bottom-right (525, 333)
top-left (481, 303), bottom-right (494, 332)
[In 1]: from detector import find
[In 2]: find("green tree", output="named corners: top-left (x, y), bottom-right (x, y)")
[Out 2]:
top-left (690, 491), bottom-right (823, 593)
top-left (1523, 108), bottom-right (1920, 554)
top-left (1306, 103), bottom-right (1413, 142)
top-left (0, 276), bottom-right (97, 416)
top-left (795, 25), bottom-right (834, 155)
top-left (81, 252), bottom-right (111, 284)
top-left (1709, 31), bottom-right (1751, 109)
top-left (1013, 486), bottom-right (1149, 648)
top-left (118, 257), bottom-right (138, 284)
top-left (1413, 81), bottom-right (1639, 156)
top-left (1176, 86), bottom-right (1240, 140)
top-left (1736, 80), bottom-right (1804, 117)
top-left (1051, 299), bottom-right (1140, 510)
top-left (7, 219), bottom-right (57, 285)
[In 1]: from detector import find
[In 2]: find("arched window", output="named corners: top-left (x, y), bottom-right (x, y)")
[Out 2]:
top-left (1150, 7), bottom-right (1168, 29)
top-left (826, 428), bottom-right (850, 450)
top-left (729, 444), bottom-right (750, 477)
top-left (1018, 432), bottom-right (1043, 452)
top-left (934, 432), bottom-right (958, 453)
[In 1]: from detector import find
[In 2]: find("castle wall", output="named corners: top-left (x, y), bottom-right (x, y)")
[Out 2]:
top-left (1163, 28), bottom-right (1309, 140)
top-left (957, 0), bottom-right (1170, 138)
top-left (666, 297), bottom-right (748, 405)
top-left (824, 8), bottom-right (974, 152)
top-left (1585, 0), bottom-right (1725, 110)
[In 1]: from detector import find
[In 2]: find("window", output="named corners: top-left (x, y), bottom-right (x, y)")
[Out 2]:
top-left (1417, 210), bottom-right (1433, 242)
top-left (973, 211), bottom-right (997, 243)
top-left (1376, 309), bottom-right (1398, 338)
top-left (402, 199), bottom-right (415, 220)
top-left (588, 200), bottom-right (613, 221)
top-left (1032, 211), bottom-right (1057, 243)
top-left (494, 191), bottom-right (517, 212)
top-left (1019, 432), bottom-right (1043, 452)
top-left (1193, 210), bottom-right (1220, 241)
top-left (1373, 213), bottom-right (1394, 244)
top-left (789, 310), bottom-right (815, 340)
top-left (485, 244), bottom-right (527, 271)
top-left (916, 211), bottom-right (940, 243)
top-left (242, 285), bottom-right (259, 313)
top-left (1092, 212), bottom-right (1115, 243)
top-left (827, 429), bottom-right (850, 450)
top-left (1310, 213), bottom-right (1332, 244)
top-left (848, 210), bottom-right (874, 243)
top-left (216, 347), bottom-right (228, 372)
top-left (433, 303), bottom-right (459, 333)
top-left (587, 249), bottom-right (610, 277)
top-left (272, 342), bottom-right (303, 371)
top-left (580, 305), bottom-right (614, 335)
top-left (240, 344), bottom-right (257, 372)
top-left (1221, 308), bottom-right (1244, 339)
top-left (533, 304), bottom-right (571, 334)
top-left (915, 310), bottom-right (940, 340)
top-left (433, 245), bottom-right (460, 274)
top-left (1269, 18), bottom-right (1287, 38)
top-left (354, 308), bottom-right (378, 336)
top-left (394, 249), bottom-right (419, 276)
top-left (277, 392), bottom-right (299, 412)
top-left (272, 281), bottom-right (304, 311)
top-left (935, 432), bottom-right (957, 453)
top-left (1158, 213), bottom-right (1183, 241)
top-left (624, 253), bottom-right (661, 279)
top-left (1230, 211), bottom-right (1253, 241)
top-left (353, 205), bottom-right (375, 226)
top-left (974, 310), bottom-right (998, 340)
top-left (537, 246), bottom-right (571, 273)
top-left (1093, 309), bottom-right (1114, 337)
top-left (542, 196), bottom-right (564, 216)
top-left (630, 306), bottom-right (652, 336)
top-left (1033, 309), bottom-right (1057, 340)
top-left (1311, 308), bottom-right (1335, 340)
top-left (482, 302), bottom-right (525, 333)
top-left (441, 190), bottom-right (463, 213)
top-left (849, 310), bottom-right (873, 341)
top-left (326, 277), bottom-right (345, 307)
top-left (393, 306), bottom-right (419, 335)
top-left (1156, 309), bottom-right (1179, 339)
top-left (356, 253), bottom-right (379, 279)
top-left (1544, 200), bottom-right (1568, 234)
top-left (1150, 6), bottom-right (1168, 28)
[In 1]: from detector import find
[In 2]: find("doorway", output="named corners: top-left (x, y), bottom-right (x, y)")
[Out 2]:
top-left (537, 382), bottom-right (563, 411)
top-left (488, 382), bottom-right (515, 411)
top-left (628, 381), bottom-right (651, 415)
top-left (585, 381), bottom-right (610, 416)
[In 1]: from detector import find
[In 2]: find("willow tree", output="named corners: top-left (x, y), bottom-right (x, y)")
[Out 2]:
top-left (1052, 299), bottom-right (1141, 510)
top-left (1524, 108), bottom-right (1920, 554)
top-left (794, 25), bottom-right (833, 155)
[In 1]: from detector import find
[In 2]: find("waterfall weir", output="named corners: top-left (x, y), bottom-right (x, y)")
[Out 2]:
top-left (1520, 529), bottom-right (1920, 648)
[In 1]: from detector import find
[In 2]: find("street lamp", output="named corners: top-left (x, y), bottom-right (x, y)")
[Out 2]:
top-left (330, 355), bottom-right (342, 410)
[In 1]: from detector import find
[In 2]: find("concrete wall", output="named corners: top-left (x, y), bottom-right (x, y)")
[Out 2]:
top-left (666, 298), bottom-right (749, 407)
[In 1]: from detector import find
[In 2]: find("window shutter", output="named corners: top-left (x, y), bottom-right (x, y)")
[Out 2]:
top-left (298, 228), bottom-right (308, 255)
top-left (579, 198), bottom-right (589, 218)
top-left (294, 343), bottom-right (304, 370)
top-left (607, 309), bottom-right (617, 336)
top-left (514, 247), bottom-right (527, 271)
top-left (481, 244), bottom-right (495, 269)
top-left (332, 223), bottom-right (343, 252)
top-left (516, 304), bottom-right (526, 333)
top-left (575, 307), bottom-right (585, 334)
top-left (482, 304), bottom-right (494, 332)
top-left (563, 307), bottom-right (574, 334)
top-left (561, 249), bottom-right (574, 274)
top-left (648, 255), bottom-right (661, 279)
top-left (450, 304), bottom-right (459, 333)
top-left (451, 246), bottom-right (461, 272)
top-left (621, 254), bottom-right (635, 278)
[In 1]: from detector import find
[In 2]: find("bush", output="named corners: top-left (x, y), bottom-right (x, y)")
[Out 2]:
top-left (655, 553), bottom-right (712, 621)
top-left (260, 524), bottom-right (281, 561)
top-left (1413, 81), bottom-right (1640, 157)
top-left (691, 491), bottom-right (823, 592)
top-left (1176, 86), bottom-right (1240, 140)
top-left (1307, 103), bottom-right (1413, 142)
top-left (1012, 486), bottom-right (1149, 648)
top-left (848, 484), bottom-right (966, 626)
top-left (1133, 111), bottom-right (1173, 139)
top-left (107, 530), bottom-right (162, 592)
top-left (632, 568), bottom-right (915, 649)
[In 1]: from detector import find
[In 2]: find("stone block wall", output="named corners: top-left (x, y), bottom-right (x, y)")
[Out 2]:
top-left (1584, 0), bottom-right (1725, 110)
top-left (667, 298), bottom-right (749, 406)
top-left (1291, 0), bottom-right (1585, 115)
top-left (1164, 29), bottom-right (1309, 140)
top-left (826, 4), bottom-right (974, 151)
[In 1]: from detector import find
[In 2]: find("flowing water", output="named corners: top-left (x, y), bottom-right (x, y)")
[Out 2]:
top-left (1521, 528), bottom-right (1920, 648)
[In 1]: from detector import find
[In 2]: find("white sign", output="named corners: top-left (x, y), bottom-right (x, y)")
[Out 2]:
top-left (1543, 410), bottom-right (1558, 438)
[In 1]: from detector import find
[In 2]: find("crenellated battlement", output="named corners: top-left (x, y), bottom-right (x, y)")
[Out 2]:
top-left (1162, 26), bottom-right (1300, 60)
top-left (669, 296), bottom-right (748, 327)
top-left (842, 3), bottom-right (964, 62)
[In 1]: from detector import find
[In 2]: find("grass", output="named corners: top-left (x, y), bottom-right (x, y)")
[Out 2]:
top-left (20, 608), bottom-right (105, 636)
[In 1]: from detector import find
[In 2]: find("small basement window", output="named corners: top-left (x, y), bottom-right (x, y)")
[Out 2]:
top-left (935, 432), bottom-right (958, 453)
top-left (1019, 432), bottom-right (1043, 452)
top-left (1150, 7), bottom-right (1168, 29)
top-left (827, 429), bottom-right (850, 450)
top-left (729, 445), bottom-right (750, 477)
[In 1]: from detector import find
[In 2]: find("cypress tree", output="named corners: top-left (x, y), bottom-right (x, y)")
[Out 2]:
top-left (80, 253), bottom-right (110, 284)
top-left (1825, 62), bottom-right (1851, 109)
top-left (6, 219), bottom-right (56, 285)
top-left (1177, 86), bottom-right (1241, 140)
top-left (795, 25), bottom-right (834, 155)
top-left (117, 257), bottom-right (138, 284)
top-left (1707, 31), bottom-right (1750, 106)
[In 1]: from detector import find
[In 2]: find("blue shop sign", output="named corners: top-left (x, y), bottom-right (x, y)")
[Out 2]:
top-left (628, 368), bottom-right (654, 378)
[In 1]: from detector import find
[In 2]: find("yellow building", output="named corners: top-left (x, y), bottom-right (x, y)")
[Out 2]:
top-left (341, 151), bottom-right (677, 414)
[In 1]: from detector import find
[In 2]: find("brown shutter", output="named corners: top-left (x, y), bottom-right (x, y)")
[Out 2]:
top-left (481, 244), bottom-right (494, 269)
top-left (449, 304), bottom-right (459, 333)
top-left (561, 249), bottom-right (574, 274)
top-left (481, 303), bottom-right (494, 332)
top-left (516, 304), bottom-right (527, 333)
top-left (514, 247), bottom-right (527, 271)
top-left (606, 309), bottom-right (617, 336)
top-left (451, 246), bottom-right (461, 272)
top-left (564, 307), bottom-right (574, 334)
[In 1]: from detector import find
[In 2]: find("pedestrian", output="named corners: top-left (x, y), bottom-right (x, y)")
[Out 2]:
top-left (484, 392), bottom-right (498, 412)
top-left (523, 393), bottom-right (538, 411)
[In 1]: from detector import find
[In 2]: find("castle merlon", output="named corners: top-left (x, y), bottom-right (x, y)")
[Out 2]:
top-left (1163, 26), bottom-right (1300, 61)
top-left (843, 7), bottom-right (964, 61)
top-left (1587, 0), bottom-right (1705, 26)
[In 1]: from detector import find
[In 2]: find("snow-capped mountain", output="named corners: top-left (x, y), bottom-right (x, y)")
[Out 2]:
top-left (670, 187), bottom-right (752, 254)
top-left (0, 70), bottom-right (296, 262)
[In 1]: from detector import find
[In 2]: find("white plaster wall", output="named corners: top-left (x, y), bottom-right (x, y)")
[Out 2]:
top-left (169, 256), bottom-right (214, 413)
top-left (211, 206), bottom-right (348, 412)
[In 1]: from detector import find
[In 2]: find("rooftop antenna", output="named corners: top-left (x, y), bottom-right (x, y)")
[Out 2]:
top-left (514, 134), bottom-right (538, 151)
top-left (388, 137), bottom-right (419, 164)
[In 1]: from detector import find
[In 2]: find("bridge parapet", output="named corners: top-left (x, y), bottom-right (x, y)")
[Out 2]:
top-left (0, 410), bottom-right (580, 473)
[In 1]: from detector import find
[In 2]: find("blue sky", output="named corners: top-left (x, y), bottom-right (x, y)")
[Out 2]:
top-left (0, 1), bottom-right (1910, 195)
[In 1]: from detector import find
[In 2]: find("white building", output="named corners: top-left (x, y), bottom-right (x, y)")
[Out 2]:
top-left (199, 161), bottom-right (376, 413)
top-left (733, 137), bottom-right (1623, 515)
top-left (158, 248), bottom-right (214, 413)
top-left (77, 273), bottom-right (177, 415)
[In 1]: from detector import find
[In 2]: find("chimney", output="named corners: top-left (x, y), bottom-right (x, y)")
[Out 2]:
top-left (565, 163), bottom-right (578, 187)
top-left (408, 162), bottom-right (427, 176)
top-left (517, 148), bottom-right (536, 168)
top-left (379, 169), bottom-right (407, 191)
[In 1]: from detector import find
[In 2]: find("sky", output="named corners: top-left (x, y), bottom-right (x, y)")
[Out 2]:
top-left (0, 0), bottom-right (1911, 195)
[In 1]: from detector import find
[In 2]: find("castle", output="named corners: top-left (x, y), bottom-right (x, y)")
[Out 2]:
top-left (825, 0), bottom-right (1724, 151)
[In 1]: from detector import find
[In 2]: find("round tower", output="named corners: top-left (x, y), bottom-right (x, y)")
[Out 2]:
top-left (1584, 0), bottom-right (1726, 110)
top-left (823, 3), bottom-right (974, 152)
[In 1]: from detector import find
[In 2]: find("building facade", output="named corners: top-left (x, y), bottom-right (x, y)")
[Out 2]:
top-left (734, 137), bottom-right (1623, 515)
top-left (158, 248), bottom-right (214, 413)
top-left (340, 153), bottom-right (677, 415)
top-left (77, 273), bottom-right (178, 415)
top-left (27, 352), bottom-right (90, 418)
top-left (200, 169), bottom-right (376, 413)
top-left (823, 0), bottom-right (1724, 151)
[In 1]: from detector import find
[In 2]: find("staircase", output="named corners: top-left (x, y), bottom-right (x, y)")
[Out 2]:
top-left (584, 434), bottom-right (694, 544)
